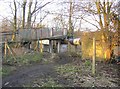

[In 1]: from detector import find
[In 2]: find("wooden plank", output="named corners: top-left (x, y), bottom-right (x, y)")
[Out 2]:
top-left (6, 43), bottom-right (16, 62)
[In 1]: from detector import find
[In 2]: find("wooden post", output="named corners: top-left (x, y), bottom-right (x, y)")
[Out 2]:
top-left (49, 40), bottom-right (53, 53)
top-left (57, 41), bottom-right (60, 53)
top-left (0, 32), bottom-right (2, 64)
top-left (92, 37), bottom-right (96, 75)
top-left (81, 41), bottom-right (83, 60)
top-left (34, 41), bottom-right (37, 51)
top-left (68, 42), bottom-right (71, 53)
top-left (40, 40), bottom-right (43, 53)
top-left (38, 40), bottom-right (40, 52)
top-left (6, 43), bottom-right (16, 62)
top-left (4, 41), bottom-right (7, 60)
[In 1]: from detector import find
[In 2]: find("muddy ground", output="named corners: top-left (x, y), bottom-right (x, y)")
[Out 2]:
top-left (2, 52), bottom-right (120, 87)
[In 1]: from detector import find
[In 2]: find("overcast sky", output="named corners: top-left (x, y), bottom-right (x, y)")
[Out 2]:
top-left (0, 0), bottom-right (119, 31)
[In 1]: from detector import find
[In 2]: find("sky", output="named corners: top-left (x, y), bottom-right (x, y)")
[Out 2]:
top-left (0, 0), bottom-right (10, 19)
top-left (0, 0), bottom-right (62, 26)
top-left (0, 0), bottom-right (119, 31)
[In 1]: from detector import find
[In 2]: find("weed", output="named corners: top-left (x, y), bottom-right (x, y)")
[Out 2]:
top-left (84, 60), bottom-right (91, 67)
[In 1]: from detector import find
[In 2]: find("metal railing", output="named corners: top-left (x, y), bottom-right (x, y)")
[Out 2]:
top-left (18, 27), bottom-right (67, 40)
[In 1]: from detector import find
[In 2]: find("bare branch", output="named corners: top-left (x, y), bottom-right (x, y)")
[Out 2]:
top-left (81, 17), bottom-right (100, 30)
top-left (31, 1), bottom-right (51, 15)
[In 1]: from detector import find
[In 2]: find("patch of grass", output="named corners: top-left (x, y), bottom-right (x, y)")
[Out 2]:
top-left (41, 77), bottom-right (62, 87)
top-left (23, 77), bottom-right (62, 88)
top-left (5, 53), bottom-right (43, 65)
top-left (2, 66), bottom-right (16, 77)
top-left (42, 58), bottom-right (50, 64)
top-left (18, 53), bottom-right (43, 64)
top-left (84, 60), bottom-right (91, 67)
top-left (55, 64), bottom-right (81, 75)
top-left (55, 64), bottom-right (82, 84)
top-left (69, 52), bottom-right (81, 58)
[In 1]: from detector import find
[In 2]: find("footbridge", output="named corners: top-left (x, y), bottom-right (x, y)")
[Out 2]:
top-left (1, 27), bottom-right (81, 54)
top-left (1, 27), bottom-right (68, 53)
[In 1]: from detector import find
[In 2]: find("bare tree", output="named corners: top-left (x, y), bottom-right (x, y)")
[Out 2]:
top-left (84, 0), bottom-right (119, 59)
top-left (27, 0), bottom-right (51, 29)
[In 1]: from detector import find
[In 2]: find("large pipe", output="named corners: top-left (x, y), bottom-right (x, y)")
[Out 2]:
top-left (65, 38), bottom-right (81, 45)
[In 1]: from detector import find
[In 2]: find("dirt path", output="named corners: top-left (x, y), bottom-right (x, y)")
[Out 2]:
top-left (3, 64), bottom-right (54, 87)
top-left (2, 53), bottom-right (74, 87)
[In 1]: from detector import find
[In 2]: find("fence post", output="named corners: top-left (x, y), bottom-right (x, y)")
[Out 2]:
top-left (57, 41), bottom-right (61, 53)
top-left (40, 40), bottom-right (43, 53)
top-left (6, 43), bottom-right (16, 62)
top-left (49, 40), bottom-right (53, 53)
top-left (4, 40), bottom-right (7, 61)
top-left (92, 37), bottom-right (96, 75)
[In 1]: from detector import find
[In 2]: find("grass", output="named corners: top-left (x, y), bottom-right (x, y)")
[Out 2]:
top-left (84, 60), bottom-right (91, 67)
top-left (2, 66), bottom-right (16, 77)
top-left (4, 52), bottom-right (43, 65)
top-left (2, 67), bottom-right (11, 77)
top-left (23, 77), bottom-right (62, 88)
top-left (69, 52), bottom-right (82, 58)
top-left (2, 53), bottom-right (43, 77)
top-left (41, 77), bottom-right (62, 87)
top-left (55, 60), bottom-right (92, 81)
top-left (18, 53), bottom-right (43, 64)
top-left (55, 64), bottom-right (81, 75)
top-left (55, 64), bottom-right (82, 85)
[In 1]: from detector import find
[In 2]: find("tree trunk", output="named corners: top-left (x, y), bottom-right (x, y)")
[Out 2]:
top-left (22, 0), bottom-right (27, 29)
top-left (68, 0), bottom-right (73, 37)
top-left (12, 0), bottom-right (17, 41)
top-left (27, 0), bottom-right (32, 29)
